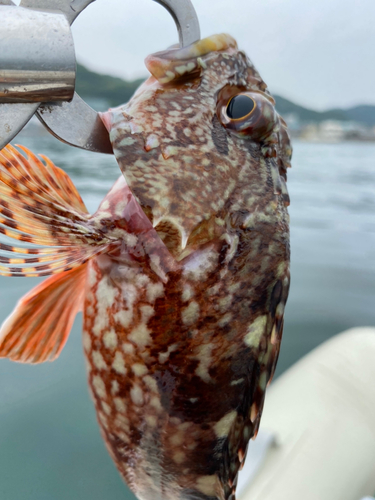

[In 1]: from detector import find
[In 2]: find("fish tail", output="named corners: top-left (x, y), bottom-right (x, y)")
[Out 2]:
top-left (0, 145), bottom-right (111, 363)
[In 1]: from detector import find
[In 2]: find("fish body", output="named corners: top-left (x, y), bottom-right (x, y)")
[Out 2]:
top-left (0, 34), bottom-right (291, 500)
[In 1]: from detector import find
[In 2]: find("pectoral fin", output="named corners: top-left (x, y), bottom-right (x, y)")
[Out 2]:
top-left (0, 145), bottom-right (110, 277)
top-left (0, 265), bottom-right (86, 363)
top-left (0, 144), bottom-right (117, 363)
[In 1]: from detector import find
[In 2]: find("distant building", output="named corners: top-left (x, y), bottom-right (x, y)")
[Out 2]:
top-left (296, 120), bottom-right (375, 143)
top-left (282, 113), bottom-right (301, 132)
top-left (318, 121), bottom-right (345, 142)
top-left (298, 123), bottom-right (320, 142)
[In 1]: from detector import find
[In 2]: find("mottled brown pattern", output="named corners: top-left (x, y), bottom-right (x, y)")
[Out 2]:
top-left (90, 34), bottom-right (292, 500)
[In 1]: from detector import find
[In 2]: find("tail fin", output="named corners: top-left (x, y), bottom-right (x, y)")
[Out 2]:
top-left (0, 145), bottom-right (111, 363)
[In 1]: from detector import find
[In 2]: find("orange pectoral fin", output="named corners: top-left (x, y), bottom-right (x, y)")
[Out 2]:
top-left (0, 265), bottom-right (87, 363)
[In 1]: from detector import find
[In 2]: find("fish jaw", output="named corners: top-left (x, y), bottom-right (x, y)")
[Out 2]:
top-left (106, 34), bottom-right (291, 260)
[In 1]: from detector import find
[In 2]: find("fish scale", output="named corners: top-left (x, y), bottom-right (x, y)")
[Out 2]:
top-left (0, 33), bottom-right (292, 500)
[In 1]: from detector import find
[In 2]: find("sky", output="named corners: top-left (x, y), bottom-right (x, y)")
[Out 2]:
top-left (67, 0), bottom-right (375, 110)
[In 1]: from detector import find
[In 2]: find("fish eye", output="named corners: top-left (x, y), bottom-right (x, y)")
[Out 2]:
top-left (217, 87), bottom-right (277, 140)
top-left (226, 94), bottom-right (256, 120)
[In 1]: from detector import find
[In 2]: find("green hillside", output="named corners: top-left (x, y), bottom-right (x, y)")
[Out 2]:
top-left (76, 63), bottom-right (375, 126)
top-left (342, 105), bottom-right (375, 127)
top-left (274, 95), bottom-right (375, 127)
top-left (273, 95), bottom-right (348, 123)
top-left (76, 64), bottom-right (144, 107)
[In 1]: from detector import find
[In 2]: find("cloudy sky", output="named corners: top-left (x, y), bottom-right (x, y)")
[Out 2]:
top-left (70, 0), bottom-right (375, 110)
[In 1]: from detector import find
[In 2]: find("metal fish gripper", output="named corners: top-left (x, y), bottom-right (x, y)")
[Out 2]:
top-left (0, 0), bottom-right (201, 153)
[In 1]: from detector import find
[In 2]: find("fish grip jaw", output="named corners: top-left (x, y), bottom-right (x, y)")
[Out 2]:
top-left (0, 0), bottom-right (201, 153)
top-left (0, 0), bottom-right (95, 150)
top-left (0, 5), bottom-right (76, 104)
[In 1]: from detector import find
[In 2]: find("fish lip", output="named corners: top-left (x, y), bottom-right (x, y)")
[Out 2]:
top-left (99, 111), bottom-right (112, 132)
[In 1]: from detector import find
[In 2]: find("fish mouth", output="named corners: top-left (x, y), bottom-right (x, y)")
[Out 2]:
top-left (153, 217), bottom-right (191, 259)
top-left (153, 215), bottom-right (218, 260)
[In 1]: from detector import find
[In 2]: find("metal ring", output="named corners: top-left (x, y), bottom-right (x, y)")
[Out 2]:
top-left (36, 0), bottom-right (201, 154)
top-left (153, 0), bottom-right (201, 47)
top-left (0, 0), bottom-right (201, 153)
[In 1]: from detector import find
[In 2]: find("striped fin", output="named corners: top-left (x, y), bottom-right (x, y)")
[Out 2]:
top-left (0, 266), bottom-right (86, 363)
top-left (0, 145), bottom-right (87, 213)
top-left (0, 145), bottom-right (111, 277)
top-left (0, 144), bottom-right (119, 363)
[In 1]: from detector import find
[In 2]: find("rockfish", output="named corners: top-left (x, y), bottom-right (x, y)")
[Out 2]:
top-left (0, 34), bottom-right (292, 500)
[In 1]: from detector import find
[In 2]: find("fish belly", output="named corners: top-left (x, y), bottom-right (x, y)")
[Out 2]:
top-left (82, 229), bottom-right (289, 500)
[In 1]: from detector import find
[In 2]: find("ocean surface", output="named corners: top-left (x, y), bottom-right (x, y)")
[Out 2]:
top-left (0, 129), bottom-right (374, 499)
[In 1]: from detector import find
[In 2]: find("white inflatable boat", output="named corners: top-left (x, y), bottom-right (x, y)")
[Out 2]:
top-left (237, 327), bottom-right (375, 500)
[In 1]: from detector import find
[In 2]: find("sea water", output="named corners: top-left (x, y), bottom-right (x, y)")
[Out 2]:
top-left (0, 130), bottom-right (374, 499)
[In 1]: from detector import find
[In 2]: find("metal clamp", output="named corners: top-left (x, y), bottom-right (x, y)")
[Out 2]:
top-left (0, 0), bottom-right (201, 153)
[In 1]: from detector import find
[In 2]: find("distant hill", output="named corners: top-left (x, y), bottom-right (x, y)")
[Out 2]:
top-left (341, 105), bottom-right (375, 127)
top-left (274, 95), bottom-right (375, 127)
top-left (273, 95), bottom-right (347, 123)
top-left (76, 63), bottom-right (375, 126)
top-left (76, 64), bottom-right (144, 107)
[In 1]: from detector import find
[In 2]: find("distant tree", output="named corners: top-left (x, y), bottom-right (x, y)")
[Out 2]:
top-left (274, 95), bottom-right (347, 123)
top-left (76, 64), bottom-right (145, 107)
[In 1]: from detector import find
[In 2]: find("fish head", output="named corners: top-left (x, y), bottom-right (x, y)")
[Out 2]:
top-left (103, 34), bottom-right (292, 258)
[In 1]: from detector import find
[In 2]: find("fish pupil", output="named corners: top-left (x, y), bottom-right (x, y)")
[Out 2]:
top-left (227, 94), bottom-right (255, 120)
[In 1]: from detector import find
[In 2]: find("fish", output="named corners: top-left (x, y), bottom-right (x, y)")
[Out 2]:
top-left (0, 33), bottom-right (292, 500)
